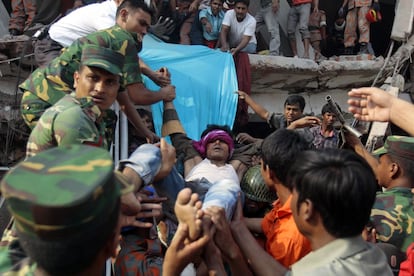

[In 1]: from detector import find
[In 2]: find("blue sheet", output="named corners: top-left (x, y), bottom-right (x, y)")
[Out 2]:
top-left (140, 34), bottom-right (238, 140)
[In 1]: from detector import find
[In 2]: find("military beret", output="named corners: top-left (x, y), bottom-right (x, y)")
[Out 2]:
top-left (373, 135), bottom-right (414, 160)
top-left (1, 144), bottom-right (133, 240)
top-left (81, 44), bottom-right (124, 76)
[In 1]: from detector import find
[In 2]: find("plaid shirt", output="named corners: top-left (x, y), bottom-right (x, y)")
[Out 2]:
top-left (309, 125), bottom-right (339, 149)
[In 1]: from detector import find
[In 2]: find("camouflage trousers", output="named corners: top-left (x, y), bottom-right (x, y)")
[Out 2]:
top-left (344, 6), bottom-right (370, 47)
top-left (8, 0), bottom-right (37, 32)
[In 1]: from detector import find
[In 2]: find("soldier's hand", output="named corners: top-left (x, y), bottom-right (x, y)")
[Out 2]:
top-left (149, 67), bottom-right (171, 87)
top-left (160, 85), bottom-right (176, 102)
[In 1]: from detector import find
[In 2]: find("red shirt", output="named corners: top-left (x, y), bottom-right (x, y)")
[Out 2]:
top-left (261, 195), bottom-right (311, 268)
top-left (292, 0), bottom-right (312, 6)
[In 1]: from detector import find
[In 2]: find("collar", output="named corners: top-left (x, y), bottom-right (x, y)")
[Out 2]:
top-left (273, 195), bottom-right (292, 219)
top-left (113, 24), bottom-right (140, 44)
top-left (292, 236), bottom-right (371, 271)
top-left (319, 126), bottom-right (335, 137)
top-left (72, 94), bottom-right (102, 120)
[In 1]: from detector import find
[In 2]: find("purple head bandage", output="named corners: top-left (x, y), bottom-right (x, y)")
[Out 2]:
top-left (192, 130), bottom-right (234, 159)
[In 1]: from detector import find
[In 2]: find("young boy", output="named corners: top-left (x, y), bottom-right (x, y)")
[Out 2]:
top-left (199, 0), bottom-right (225, 48)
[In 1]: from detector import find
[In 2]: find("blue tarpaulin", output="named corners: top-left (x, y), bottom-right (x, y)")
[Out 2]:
top-left (140, 34), bottom-right (239, 140)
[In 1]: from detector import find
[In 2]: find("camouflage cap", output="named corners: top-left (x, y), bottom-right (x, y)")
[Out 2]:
top-left (241, 165), bottom-right (277, 203)
top-left (81, 45), bottom-right (124, 76)
top-left (373, 136), bottom-right (414, 159)
top-left (1, 144), bottom-right (133, 240)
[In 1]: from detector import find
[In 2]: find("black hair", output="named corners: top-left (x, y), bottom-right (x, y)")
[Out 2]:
top-left (260, 129), bottom-right (310, 188)
top-left (201, 124), bottom-right (233, 139)
top-left (234, 0), bottom-right (249, 7)
top-left (19, 199), bottom-right (120, 275)
top-left (321, 103), bottom-right (336, 115)
top-left (284, 95), bottom-right (306, 112)
top-left (116, 0), bottom-right (154, 18)
top-left (137, 108), bottom-right (153, 119)
top-left (288, 149), bottom-right (377, 238)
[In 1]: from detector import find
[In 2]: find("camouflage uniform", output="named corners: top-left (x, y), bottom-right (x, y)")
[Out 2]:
top-left (25, 45), bottom-right (124, 157)
top-left (8, 0), bottom-right (37, 34)
top-left (19, 24), bottom-right (143, 129)
top-left (371, 136), bottom-right (414, 252)
top-left (0, 144), bottom-right (132, 274)
top-left (371, 188), bottom-right (414, 252)
top-left (26, 95), bottom-right (109, 158)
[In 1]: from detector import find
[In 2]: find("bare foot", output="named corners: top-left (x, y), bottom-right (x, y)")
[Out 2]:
top-left (175, 188), bottom-right (203, 240)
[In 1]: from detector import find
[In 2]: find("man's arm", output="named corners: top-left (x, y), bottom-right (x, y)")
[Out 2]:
top-left (117, 92), bottom-right (159, 143)
top-left (220, 25), bottom-right (230, 51)
top-left (348, 87), bottom-right (414, 136)
top-left (237, 90), bottom-right (270, 120)
top-left (126, 82), bottom-right (176, 105)
top-left (205, 206), bottom-right (253, 276)
top-left (312, 0), bottom-right (319, 12)
top-left (344, 132), bottom-right (379, 174)
top-left (287, 116), bottom-right (321, 129)
top-left (231, 35), bottom-right (251, 55)
top-left (139, 59), bottom-right (171, 87)
top-left (231, 198), bottom-right (288, 276)
top-left (245, 217), bottom-right (264, 234)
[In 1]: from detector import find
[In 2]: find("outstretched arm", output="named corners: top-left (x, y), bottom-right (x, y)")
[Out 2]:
top-left (348, 87), bottom-right (414, 136)
top-left (117, 92), bottom-right (159, 143)
top-left (230, 198), bottom-right (288, 276)
top-left (139, 59), bottom-right (171, 87)
top-left (163, 223), bottom-right (210, 275)
top-left (237, 90), bottom-right (270, 121)
top-left (220, 25), bottom-right (230, 52)
top-left (231, 35), bottom-right (252, 55)
top-left (205, 206), bottom-right (253, 276)
top-left (343, 132), bottom-right (379, 175)
top-left (126, 82), bottom-right (176, 106)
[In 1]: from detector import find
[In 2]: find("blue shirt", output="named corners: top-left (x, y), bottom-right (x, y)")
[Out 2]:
top-left (199, 7), bottom-right (225, 41)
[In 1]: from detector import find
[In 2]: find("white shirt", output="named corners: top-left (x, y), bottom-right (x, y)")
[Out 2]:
top-left (222, 9), bottom-right (256, 48)
top-left (185, 158), bottom-right (239, 184)
top-left (49, 0), bottom-right (117, 47)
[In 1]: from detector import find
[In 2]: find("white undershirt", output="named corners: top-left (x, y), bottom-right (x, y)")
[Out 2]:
top-left (49, 0), bottom-right (117, 47)
top-left (185, 158), bottom-right (239, 184)
top-left (222, 9), bottom-right (257, 48)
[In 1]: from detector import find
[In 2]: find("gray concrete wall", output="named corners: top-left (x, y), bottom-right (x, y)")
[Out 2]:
top-left (0, 1), bottom-right (9, 37)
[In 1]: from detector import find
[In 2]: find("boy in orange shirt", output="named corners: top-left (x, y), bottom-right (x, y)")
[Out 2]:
top-left (231, 128), bottom-right (311, 270)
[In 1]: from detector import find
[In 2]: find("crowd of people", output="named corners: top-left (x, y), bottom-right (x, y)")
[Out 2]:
top-left (0, 0), bottom-right (413, 275)
top-left (4, 0), bottom-right (383, 60)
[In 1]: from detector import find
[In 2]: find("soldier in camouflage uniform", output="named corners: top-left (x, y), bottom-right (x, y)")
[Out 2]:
top-left (0, 141), bottom-right (177, 274)
top-left (26, 45), bottom-right (124, 157)
top-left (0, 144), bottom-right (132, 274)
top-left (20, 0), bottom-right (176, 142)
top-left (370, 136), bottom-right (414, 252)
